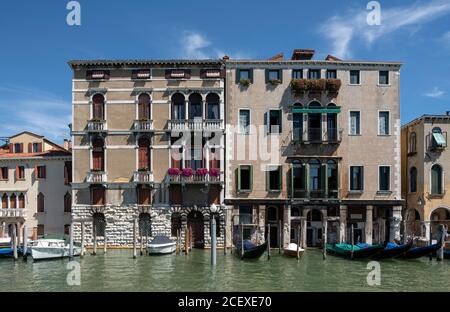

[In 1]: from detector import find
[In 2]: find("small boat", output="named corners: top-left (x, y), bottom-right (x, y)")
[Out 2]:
top-left (0, 247), bottom-right (13, 258)
top-left (146, 236), bottom-right (176, 255)
top-left (0, 238), bottom-right (11, 248)
top-left (326, 243), bottom-right (384, 259)
top-left (360, 241), bottom-right (413, 259)
top-left (283, 243), bottom-right (305, 258)
top-left (235, 240), bottom-right (267, 259)
top-left (399, 243), bottom-right (441, 259)
top-left (31, 239), bottom-right (81, 260)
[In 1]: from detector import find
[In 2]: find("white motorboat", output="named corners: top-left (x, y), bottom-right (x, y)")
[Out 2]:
top-left (147, 236), bottom-right (176, 255)
top-left (283, 243), bottom-right (305, 258)
top-left (31, 239), bottom-right (81, 260)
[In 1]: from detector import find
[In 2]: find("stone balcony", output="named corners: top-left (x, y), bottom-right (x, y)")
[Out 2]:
top-left (133, 120), bottom-right (153, 132)
top-left (133, 171), bottom-right (154, 184)
top-left (86, 171), bottom-right (107, 183)
top-left (168, 171), bottom-right (224, 184)
top-left (0, 208), bottom-right (26, 219)
top-left (87, 120), bottom-right (107, 133)
top-left (168, 119), bottom-right (224, 131)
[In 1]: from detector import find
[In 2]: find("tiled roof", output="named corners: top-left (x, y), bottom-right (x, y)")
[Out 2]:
top-left (68, 59), bottom-right (224, 69)
top-left (0, 150), bottom-right (71, 159)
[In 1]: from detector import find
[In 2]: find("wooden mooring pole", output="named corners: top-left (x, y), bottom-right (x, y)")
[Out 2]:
top-left (437, 224), bottom-right (445, 262)
top-left (92, 221), bottom-right (97, 256)
top-left (132, 218), bottom-right (137, 259)
top-left (185, 227), bottom-right (189, 255)
top-left (297, 224), bottom-right (301, 260)
top-left (267, 224), bottom-right (271, 260)
top-left (429, 225), bottom-right (433, 261)
top-left (103, 228), bottom-right (107, 254)
top-left (69, 223), bottom-right (74, 261)
top-left (278, 220), bottom-right (282, 254)
top-left (323, 218), bottom-right (328, 260)
top-left (80, 221), bottom-right (85, 257)
top-left (211, 217), bottom-right (217, 266)
top-left (351, 224), bottom-right (355, 259)
top-left (240, 225), bottom-right (244, 259)
top-left (12, 224), bottom-right (18, 261)
top-left (22, 225), bottom-right (28, 262)
top-left (140, 233), bottom-right (143, 256)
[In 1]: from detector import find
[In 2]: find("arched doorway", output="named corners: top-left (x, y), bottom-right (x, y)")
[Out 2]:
top-left (93, 213), bottom-right (106, 236)
top-left (187, 210), bottom-right (204, 248)
top-left (405, 208), bottom-right (421, 237)
top-left (306, 209), bottom-right (323, 247)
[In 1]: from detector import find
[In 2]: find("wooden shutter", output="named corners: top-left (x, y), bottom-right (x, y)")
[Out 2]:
top-left (37, 193), bottom-right (44, 212)
top-left (42, 166), bottom-right (46, 179)
top-left (28, 143), bottom-right (32, 153)
top-left (138, 146), bottom-right (150, 170)
top-left (20, 143), bottom-right (24, 153)
top-left (249, 69), bottom-right (254, 83)
top-left (361, 167), bottom-right (364, 191)
top-left (265, 69), bottom-right (270, 83)
top-left (93, 151), bottom-right (104, 171)
top-left (249, 165), bottom-right (253, 191)
top-left (278, 166), bottom-right (283, 191)
top-left (15, 166), bottom-right (19, 180)
top-left (208, 185), bottom-right (220, 204)
top-left (8, 143), bottom-right (13, 153)
top-left (235, 69), bottom-right (241, 84)
top-left (38, 142), bottom-right (43, 152)
top-left (35, 166), bottom-right (38, 178)
top-left (18, 194), bottom-right (25, 209)
top-left (236, 167), bottom-right (241, 192)
top-left (138, 187), bottom-right (151, 205)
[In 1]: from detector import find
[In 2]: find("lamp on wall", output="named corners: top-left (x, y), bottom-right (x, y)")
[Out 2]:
top-left (417, 196), bottom-right (424, 206)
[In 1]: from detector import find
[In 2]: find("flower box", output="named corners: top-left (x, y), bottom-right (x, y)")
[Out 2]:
top-left (168, 168), bottom-right (181, 176)
top-left (290, 79), bottom-right (307, 94)
top-left (239, 79), bottom-right (251, 87)
top-left (326, 79), bottom-right (342, 92)
top-left (209, 168), bottom-right (220, 177)
top-left (196, 168), bottom-right (209, 176)
top-left (181, 168), bottom-right (194, 177)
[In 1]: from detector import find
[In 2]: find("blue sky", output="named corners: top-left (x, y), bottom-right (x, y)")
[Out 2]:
top-left (0, 0), bottom-right (450, 143)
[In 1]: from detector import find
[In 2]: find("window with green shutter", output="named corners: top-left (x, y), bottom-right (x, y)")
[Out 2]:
top-left (431, 164), bottom-right (443, 195)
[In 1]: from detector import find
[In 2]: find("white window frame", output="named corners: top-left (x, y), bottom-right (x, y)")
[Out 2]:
top-left (349, 70), bottom-right (361, 86)
top-left (378, 70), bottom-right (390, 86)
top-left (378, 165), bottom-right (391, 192)
top-left (348, 110), bottom-right (361, 136)
top-left (267, 109), bottom-right (282, 135)
top-left (238, 108), bottom-right (251, 135)
top-left (349, 165), bottom-right (364, 191)
top-left (378, 110), bottom-right (390, 136)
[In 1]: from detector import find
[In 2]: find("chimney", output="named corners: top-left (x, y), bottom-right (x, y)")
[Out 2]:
top-left (446, 111), bottom-right (450, 116)
top-left (269, 53), bottom-right (284, 61)
top-left (291, 49), bottom-right (315, 60)
top-left (222, 55), bottom-right (230, 61)
top-left (64, 139), bottom-right (72, 150)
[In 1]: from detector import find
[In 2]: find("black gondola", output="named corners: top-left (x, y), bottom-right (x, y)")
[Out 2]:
top-left (399, 243), bottom-right (441, 259)
top-left (235, 240), bottom-right (267, 260)
top-left (372, 241), bottom-right (414, 259)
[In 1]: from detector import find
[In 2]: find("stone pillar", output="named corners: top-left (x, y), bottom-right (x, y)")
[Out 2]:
top-left (258, 205), bottom-right (266, 244)
top-left (339, 205), bottom-right (347, 243)
top-left (283, 205), bottom-right (291, 248)
top-left (302, 114), bottom-right (308, 142)
top-left (321, 113), bottom-right (327, 141)
top-left (225, 206), bottom-right (233, 248)
top-left (300, 217), bottom-right (307, 248)
top-left (365, 206), bottom-right (373, 244)
top-left (389, 206), bottom-right (402, 242)
top-left (422, 221), bottom-right (431, 242)
top-left (1, 221), bottom-right (5, 238)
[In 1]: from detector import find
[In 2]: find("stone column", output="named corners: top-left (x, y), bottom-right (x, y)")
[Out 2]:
top-left (365, 206), bottom-right (373, 244)
top-left (321, 113), bottom-right (327, 141)
top-left (1, 221), bottom-right (5, 238)
top-left (300, 217), bottom-right (307, 248)
top-left (258, 205), bottom-right (266, 244)
top-left (302, 114), bottom-right (308, 142)
top-left (339, 205), bottom-right (347, 243)
top-left (422, 220), bottom-right (431, 242)
top-left (283, 205), bottom-right (291, 248)
top-left (389, 206), bottom-right (402, 242)
top-left (225, 206), bottom-right (233, 248)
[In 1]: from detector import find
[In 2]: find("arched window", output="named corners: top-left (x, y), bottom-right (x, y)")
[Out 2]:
top-left (92, 138), bottom-right (105, 171)
top-left (409, 132), bottom-right (417, 154)
top-left (138, 93), bottom-right (151, 120)
top-left (37, 193), bottom-right (44, 212)
top-left (64, 192), bottom-right (71, 212)
top-left (188, 93), bottom-right (202, 120)
top-left (432, 127), bottom-right (442, 134)
top-left (206, 93), bottom-right (220, 120)
top-left (2, 194), bottom-right (8, 209)
top-left (409, 167), bottom-right (417, 193)
top-left (431, 164), bottom-right (443, 195)
top-left (10, 194), bottom-right (17, 209)
top-left (171, 93), bottom-right (185, 120)
top-left (18, 193), bottom-right (25, 209)
top-left (92, 94), bottom-right (105, 120)
top-left (138, 137), bottom-right (151, 170)
top-left (308, 101), bottom-right (321, 108)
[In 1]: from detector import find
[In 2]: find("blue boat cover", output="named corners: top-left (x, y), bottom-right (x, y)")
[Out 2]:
top-left (150, 236), bottom-right (174, 245)
top-left (356, 243), bottom-right (370, 249)
top-left (236, 240), bottom-right (256, 250)
top-left (0, 248), bottom-right (13, 256)
top-left (385, 242), bottom-right (399, 250)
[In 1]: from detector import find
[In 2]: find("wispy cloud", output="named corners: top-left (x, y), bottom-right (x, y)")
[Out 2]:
top-left (179, 31), bottom-right (251, 59)
top-left (320, 0), bottom-right (450, 59)
top-left (424, 86), bottom-right (446, 98)
top-left (442, 30), bottom-right (450, 45)
top-left (0, 84), bottom-right (70, 142)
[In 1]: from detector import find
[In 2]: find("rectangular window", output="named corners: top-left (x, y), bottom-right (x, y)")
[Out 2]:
top-left (308, 69), bottom-right (321, 80)
top-left (14, 143), bottom-right (22, 153)
top-left (267, 165), bottom-right (282, 191)
top-left (378, 111), bottom-right (390, 135)
top-left (238, 165), bottom-right (252, 192)
top-left (268, 69), bottom-right (280, 81)
top-left (350, 166), bottom-right (364, 191)
top-left (267, 110), bottom-right (282, 134)
top-left (292, 69), bottom-right (303, 79)
top-left (36, 166), bottom-right (46, 179)
top-left (16, 166), bottom-right (25, 180)
top-left (349, 111), bottom-right (361, 135)
top-left (349, 70), bottom-right (360, 85)
top-left (32, 142), bottom-right (40, 153)
top-left (379, 166), bottom-right (390, 191)
top-left (239, 109), bottom-right (250, 134)
top-left (379, 71), bottom-right (389, 85)
top-left (326, 70), bottom-right (337, 79)
top-left (64, 161), bottom-right (72, 184)
top-left (0, 167), bottom-right (7, 180)
top-left (238, 69), bottom-right (250, 81)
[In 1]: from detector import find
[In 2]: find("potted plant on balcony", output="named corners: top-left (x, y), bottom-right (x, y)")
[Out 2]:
top-left (306, 79), bottom-right (326, 92)
top-left (196, 168), bottom-right (209, 176)
top-left (209, 168), bottom-right (220, 178)
top-left (167, 168), bottom-right (181, 176)
top-left (181, 167), bottom-right (194, 177)
top-left (326, 79), bottom-right (342, 93)
top-left (269, 79), bottom-right (282, 85)
top-left (290, 79), bottom-right (307, 95)
top-left (239, 79), bottom-right (251, 87)
top-left (138, 167), bottom-right (150, 172)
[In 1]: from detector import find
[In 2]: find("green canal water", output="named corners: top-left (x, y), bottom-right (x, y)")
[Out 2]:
top-left (1, 249), bottom-right (449, 292)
